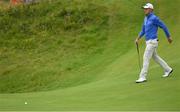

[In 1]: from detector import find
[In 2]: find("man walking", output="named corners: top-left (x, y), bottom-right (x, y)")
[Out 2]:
top-left (135, 3), bottom-right (173, 83)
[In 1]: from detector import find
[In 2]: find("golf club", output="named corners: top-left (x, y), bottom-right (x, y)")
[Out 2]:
top-left (136, 42), bottom-right (141, 72)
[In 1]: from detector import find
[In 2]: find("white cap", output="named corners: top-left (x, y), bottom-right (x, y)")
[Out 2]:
top-left (142, 3), bottom-right (154, 9)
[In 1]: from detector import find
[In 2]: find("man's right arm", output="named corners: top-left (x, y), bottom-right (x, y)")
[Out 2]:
top-left (135, 24), bottom-right (145, 44)
top-left (139, 24), bottom-right (145, 38)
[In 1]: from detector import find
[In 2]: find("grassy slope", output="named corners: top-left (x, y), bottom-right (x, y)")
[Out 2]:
top-left (0, 0), bottom-right (180, 111)
top-left (0, 0), bottom-right (112, 93)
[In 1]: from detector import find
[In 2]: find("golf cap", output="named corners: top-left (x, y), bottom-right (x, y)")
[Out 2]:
top-left (142, 3), bottom-right (154, 9)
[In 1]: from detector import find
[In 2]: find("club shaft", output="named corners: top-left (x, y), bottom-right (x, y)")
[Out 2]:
top-left (136, 43), bottom-right (141, 72)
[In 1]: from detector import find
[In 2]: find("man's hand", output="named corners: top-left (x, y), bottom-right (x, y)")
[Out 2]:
top-left (168, 37), bottom-right (173, 44)
top-left (135, 37), bottom-right (140, 45)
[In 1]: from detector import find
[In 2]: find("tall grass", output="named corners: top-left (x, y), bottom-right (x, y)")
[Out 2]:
top-left (0, 0), bottom-right (110, 93)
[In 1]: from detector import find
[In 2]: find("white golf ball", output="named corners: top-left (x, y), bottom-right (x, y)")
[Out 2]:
top-left (25, 102), bottom-right (27, 104)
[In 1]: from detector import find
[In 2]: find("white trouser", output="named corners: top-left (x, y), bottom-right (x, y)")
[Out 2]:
top-left (139, 39), bottom-right (171, 79)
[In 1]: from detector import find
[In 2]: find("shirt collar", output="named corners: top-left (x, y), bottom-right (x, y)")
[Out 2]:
top-left (146, 12), bottom-right (153, 18)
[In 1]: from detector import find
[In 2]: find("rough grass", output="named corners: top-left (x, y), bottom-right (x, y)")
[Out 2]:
top-left (0, 0), bottom-right (111, 93)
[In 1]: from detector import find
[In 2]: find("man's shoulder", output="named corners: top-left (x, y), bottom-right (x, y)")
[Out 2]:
top-left (151, 14), bottom-right (158, 19)
top-left (150, 14), bottom-right (159, 21)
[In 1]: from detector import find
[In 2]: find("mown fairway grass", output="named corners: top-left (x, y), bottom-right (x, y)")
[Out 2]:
top-left (0, 0), bottom-right (180, 111)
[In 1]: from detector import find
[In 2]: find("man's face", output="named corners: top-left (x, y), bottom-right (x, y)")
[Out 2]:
top-left (144, 8), bottom-right (152, 15)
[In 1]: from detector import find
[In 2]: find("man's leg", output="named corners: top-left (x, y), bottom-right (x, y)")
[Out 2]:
top-left (136, 44), bottom-right (155, 82)
top-left (152, 49), bottom-right (172, 77)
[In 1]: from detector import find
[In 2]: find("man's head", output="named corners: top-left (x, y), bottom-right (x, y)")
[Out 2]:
top-left (142, 3), bottom-right (154, 15)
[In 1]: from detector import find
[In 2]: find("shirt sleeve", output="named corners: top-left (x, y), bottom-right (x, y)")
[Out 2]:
top-left (154, 17), bottom-right (171, 38)
top-left (138, 24), bottom-right (145, 38)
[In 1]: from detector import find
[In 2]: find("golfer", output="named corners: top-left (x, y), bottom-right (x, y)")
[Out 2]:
top-left (135, 3), bottom-right (173, 83)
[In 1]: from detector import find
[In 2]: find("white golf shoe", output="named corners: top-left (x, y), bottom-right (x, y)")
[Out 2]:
top-left (163, 69), bottom-right (173, 78)
top-left (136, 77), bottom-right (147, 83)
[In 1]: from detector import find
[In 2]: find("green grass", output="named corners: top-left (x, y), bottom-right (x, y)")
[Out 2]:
top-left (0, 0), bottom-right (180, 111)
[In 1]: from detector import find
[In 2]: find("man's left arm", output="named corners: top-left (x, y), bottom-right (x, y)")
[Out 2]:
top-left (154, 17), bottom-right (173, 43)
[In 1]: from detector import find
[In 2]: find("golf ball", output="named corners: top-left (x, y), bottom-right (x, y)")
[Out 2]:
top-left (25, 102), bottom-right (27, 104)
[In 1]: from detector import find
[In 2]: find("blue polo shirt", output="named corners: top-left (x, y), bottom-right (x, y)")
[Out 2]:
top-left (139, 12), bottom-right (171, 41)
